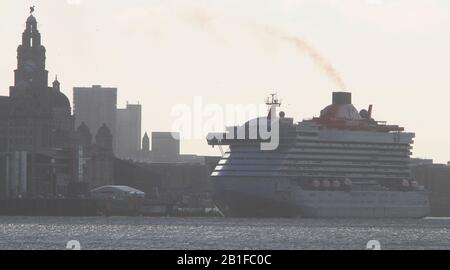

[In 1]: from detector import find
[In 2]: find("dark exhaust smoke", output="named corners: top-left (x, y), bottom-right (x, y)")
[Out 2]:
top-left (264, 27), bottom-right (346, 90)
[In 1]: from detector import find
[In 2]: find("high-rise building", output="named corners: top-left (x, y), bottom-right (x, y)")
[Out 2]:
top-left (151, 132), bottom-right (180, 162)
top-left (73, 85), bottom-right (117, 152)
top-left (116, 103), bottom-right (141, 160)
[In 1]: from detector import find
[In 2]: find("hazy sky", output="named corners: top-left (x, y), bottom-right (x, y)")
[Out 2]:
top-left (1, 0), bottom-right (449, 163)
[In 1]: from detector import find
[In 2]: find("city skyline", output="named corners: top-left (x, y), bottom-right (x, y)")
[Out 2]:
top-left (0, 1), bottom-right (449, 163)
top-left (1, 1), bottom-right (450, 253)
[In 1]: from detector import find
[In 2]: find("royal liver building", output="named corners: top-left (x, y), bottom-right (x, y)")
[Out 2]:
top-left (0, 10), bottom-right (114, 198)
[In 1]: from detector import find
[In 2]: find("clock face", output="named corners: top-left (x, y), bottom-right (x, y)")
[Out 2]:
top-left (24, 60), bottom-right (36, 73)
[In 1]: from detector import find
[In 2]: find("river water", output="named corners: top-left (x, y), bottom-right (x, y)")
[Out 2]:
top-left (0, 216), bottom-right (449, 250)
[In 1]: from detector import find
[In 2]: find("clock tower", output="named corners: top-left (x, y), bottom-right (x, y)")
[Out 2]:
top-left (6, 9), bottom-right (74, 152)
top-left (10, 13), bottom-right (48, 98)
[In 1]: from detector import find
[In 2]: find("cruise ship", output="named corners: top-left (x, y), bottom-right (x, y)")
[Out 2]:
top-left (207, 92), bottom-right (430, 218)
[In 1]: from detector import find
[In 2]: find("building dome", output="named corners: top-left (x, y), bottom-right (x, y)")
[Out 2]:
top-left (50, 76), bottom-right (70, 108)
top-left (77, 122), bottom-right (91, 137)
top-left (26, 15), bottom-right (37, 24)
top-left (51, 91), bottom-right (71, 109)
top-left (77, 122), bottom-right (92, 149)
top-left (95, 124), bottom-right (113, 151)
top-left (96, 124), bottom-right (112, 139)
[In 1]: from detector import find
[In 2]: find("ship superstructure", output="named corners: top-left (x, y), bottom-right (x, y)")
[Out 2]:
top-left (207, 92), bottom-right (430, 218)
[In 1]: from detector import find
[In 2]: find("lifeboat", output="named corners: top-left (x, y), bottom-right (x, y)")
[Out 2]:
top-left (332, 180), bottom-right (341, 189)
top-left (311, 180), bottom-right (321, 189)
top-left (344, 178), bottom-right (352, 186)
top-left (402, 179), bottom-right (410, 188)
top-left (322, 180), bottom-right (331, 189)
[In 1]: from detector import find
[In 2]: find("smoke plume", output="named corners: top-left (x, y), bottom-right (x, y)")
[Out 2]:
top-left (264, 27), bottom-right (346, 90)
top-left (182, 8), bottom-right (347, 90)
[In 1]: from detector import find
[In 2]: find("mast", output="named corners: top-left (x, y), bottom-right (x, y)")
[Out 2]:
top-left (265, 93), bottom-right (281, 118)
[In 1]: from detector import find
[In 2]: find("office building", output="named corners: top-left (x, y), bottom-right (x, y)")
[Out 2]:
top-left (73, 85), bottom-right (117, 152)
top-left (116, 103), bottom-right (142, 160)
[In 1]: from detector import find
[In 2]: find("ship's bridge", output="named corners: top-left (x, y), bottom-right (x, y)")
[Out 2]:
top-left (207, 114), bottom-right (295, 147)
top-left (207, 116), bottom-right (272, 146)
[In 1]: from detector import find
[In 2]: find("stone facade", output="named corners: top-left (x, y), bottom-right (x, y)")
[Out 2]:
top-left (0, 13), bottom-right (115, 198)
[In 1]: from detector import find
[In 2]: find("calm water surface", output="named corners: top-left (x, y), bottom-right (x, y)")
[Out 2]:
top-left (0, 217), bottom-right (449, 250)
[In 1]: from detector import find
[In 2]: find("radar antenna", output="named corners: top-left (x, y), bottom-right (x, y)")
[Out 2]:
top-left (265, 93), bottom-right (281, 107)
top-left (265, 93), bottom-right (282, 118)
